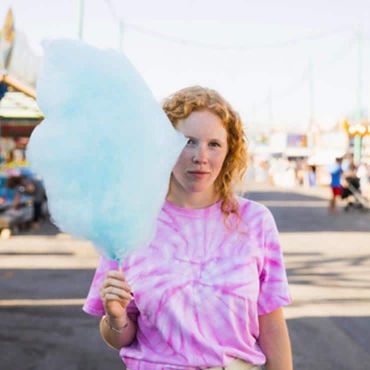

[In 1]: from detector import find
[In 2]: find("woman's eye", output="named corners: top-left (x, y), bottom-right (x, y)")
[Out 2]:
top-left (209, 142), bottom-right (221, 147)
top-left (186, 139), bottom-right (195, 145)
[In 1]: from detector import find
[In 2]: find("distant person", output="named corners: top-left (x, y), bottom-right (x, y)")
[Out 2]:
top-left (329, 157), bottom-right (343, 213)
top-left (295, 159), bottom-right (305, 186)
top-left (24, 177), bottom-right (46, 230)
top-left (357, 163), bottom-right (369, 196)
top-left (341, 153), bottom-right (353, 173)
top-left (14, 149), bottom-right (29, 167)
top-left (0, 151), bottom-right (16, 170)
top-left (303, 163), bottom-right (316, 188)
top-left (308, 165), bottom-right (317, 187)
top-left (4, 175), bottom-right (22, 210)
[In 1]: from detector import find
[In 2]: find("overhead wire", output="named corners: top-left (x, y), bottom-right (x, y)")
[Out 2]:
top-left (104, 0), bottom-right (119, 21)
top-left (251, 35), bottom-right (357, 113)
top-left (102, 1), bottom-right (352, 52)
top-left (101, 1), bottom-right (369, 124)
top-left (125, 24), bottom-right (351, 52)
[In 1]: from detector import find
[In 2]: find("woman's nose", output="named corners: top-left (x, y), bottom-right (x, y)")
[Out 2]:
top-left (192, 146), bottom-right (208, 164)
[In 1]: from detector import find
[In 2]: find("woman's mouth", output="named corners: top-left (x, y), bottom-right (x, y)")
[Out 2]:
top-left (188, 171), bottom-right (210, 179)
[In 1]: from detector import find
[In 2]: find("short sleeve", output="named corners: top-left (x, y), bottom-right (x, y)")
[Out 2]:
top-left (257, 208), bottom-right (292, 315)
top-left (82, 256), bottom-right (140, 322)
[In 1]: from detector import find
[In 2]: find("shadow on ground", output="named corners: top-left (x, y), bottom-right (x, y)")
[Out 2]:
top-left (288, 316), bottom-right (370, 370)
top-left (1, 187), bottom-right (369, 369)
top-left (0, 268), bottom-right (124, 370)
top-left (1, 305), bottom-right (370, 370)
top-left (285, 253), bottom-right (370, 290)
top-left (245, 189), bottom-right (370, 232)
top-left (0, 306), bottom-right (123, 370)
top-left (0, 269), bottom-right (94, 299)
top-left (10, 188), bottom-right (370, 235)
top-left (16, 219), bottom-right (61, 237)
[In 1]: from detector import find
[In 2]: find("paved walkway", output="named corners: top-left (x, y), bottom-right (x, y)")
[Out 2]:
top-left (245, 184), bottom-right (370, 370)
top-left (0, 184), bottom-right (369, 370)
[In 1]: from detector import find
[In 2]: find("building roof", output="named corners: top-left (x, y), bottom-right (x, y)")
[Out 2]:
top-left (0, 91), bottom-right (43, 119)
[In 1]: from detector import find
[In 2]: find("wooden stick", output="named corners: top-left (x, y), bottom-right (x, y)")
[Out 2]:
top-left (118, 261), bottom-right (134, 298)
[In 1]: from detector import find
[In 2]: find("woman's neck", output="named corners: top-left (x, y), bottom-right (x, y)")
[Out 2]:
top-left (166, 180), bottom-right (219, 209)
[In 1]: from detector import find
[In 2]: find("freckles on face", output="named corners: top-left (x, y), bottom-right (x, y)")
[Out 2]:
top-left (172, 110), bottom-right (228, 193)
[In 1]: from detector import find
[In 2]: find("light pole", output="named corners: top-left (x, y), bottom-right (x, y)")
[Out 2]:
top-left (348, 123), bottom-right (367, 164)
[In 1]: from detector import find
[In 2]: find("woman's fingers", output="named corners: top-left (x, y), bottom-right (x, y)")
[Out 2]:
top-left (107, 271), bottom-right (126, 281)
top-left (99, 270), bottom-right (134, 306)
top-left (102, 278), bottom-right (132, 292)
top-left (100, 285), bottom-right (132, 301)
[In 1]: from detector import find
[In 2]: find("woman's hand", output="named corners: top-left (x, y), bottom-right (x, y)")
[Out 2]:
top-left (100, 270), bottom-right (133, 319)
top-left (98, 270), bottom-right (138, 349)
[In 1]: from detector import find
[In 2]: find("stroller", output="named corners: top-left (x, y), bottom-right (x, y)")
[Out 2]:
top-left (341, 176), bottom-right (369, 212)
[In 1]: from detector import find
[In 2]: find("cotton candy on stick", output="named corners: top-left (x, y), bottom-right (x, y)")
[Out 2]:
top-left (27, 39), bottom-right (185, 265)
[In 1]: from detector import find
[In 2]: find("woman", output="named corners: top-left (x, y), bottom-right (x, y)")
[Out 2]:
top-left (83, 86), bottom-right (293, 370)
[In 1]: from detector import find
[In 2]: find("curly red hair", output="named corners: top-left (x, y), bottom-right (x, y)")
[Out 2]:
top-left (162, 86), bottom-right (248, 220)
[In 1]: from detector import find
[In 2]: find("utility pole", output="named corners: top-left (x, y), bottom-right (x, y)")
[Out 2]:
top-left (267, 88), bottom-right (273, 127)
top-left (307, 59), bottom-right (315, 149)
top-left (119, 19), bottom-right (125, 52)
top-left (78, 0), bottom-right (84, 40)
top-left (308, 59), bottom-right (314, 131)
top-left (354, 26), bottom-right (363, 165)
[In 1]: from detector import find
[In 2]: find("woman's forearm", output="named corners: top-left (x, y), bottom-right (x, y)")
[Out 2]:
top-left (258, 308), bottom-right (293, 370)
top-left (99, 312), bottom-right (137, 350)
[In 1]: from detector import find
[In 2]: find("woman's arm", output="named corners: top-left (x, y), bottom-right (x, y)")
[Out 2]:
top-left (99, 311), bottom-right (138, 350)
top-left (258, 307), bottom-right (293, 370)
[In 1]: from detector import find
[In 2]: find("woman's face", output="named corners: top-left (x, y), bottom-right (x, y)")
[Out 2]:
top-left (171, 110), bottom-right (228, 196)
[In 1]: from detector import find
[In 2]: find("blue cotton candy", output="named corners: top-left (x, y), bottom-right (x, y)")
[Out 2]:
top-left (27, 39), bottom-right (185, 261)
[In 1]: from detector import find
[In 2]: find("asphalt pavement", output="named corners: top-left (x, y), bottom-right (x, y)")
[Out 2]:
top-left (1, 183), bottom-right (370, 370)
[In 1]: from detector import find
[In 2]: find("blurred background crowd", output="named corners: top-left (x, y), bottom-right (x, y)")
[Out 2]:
top-left (1, 2), bottom-right (370, 239)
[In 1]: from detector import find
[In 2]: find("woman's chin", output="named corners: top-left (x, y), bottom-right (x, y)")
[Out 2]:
top-left (186, 184), bottom-right (211, 193)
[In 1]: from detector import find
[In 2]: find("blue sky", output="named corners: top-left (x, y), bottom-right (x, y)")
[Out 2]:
top-left (2, 0), bottom-right (370, 131)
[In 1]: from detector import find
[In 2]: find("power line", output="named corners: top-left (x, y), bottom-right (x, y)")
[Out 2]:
top-left (253, 35), bottom-right (357, 112)
top-left (101, 1), bottom-right (368, 124)
top-left (104, 0), bottom-right (119, 21)
top-left (104, 0), bottom-right (124, 51)
top-left (318, 36), bottom-right (356, 70)
top-left (253, 66), bottom-right (310, 113)
top-left (101, 3), bottom-right (352, 52)
top-left (125, 24), bottom-right (352, 52)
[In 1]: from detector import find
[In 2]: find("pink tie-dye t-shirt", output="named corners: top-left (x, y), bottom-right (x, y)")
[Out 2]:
top-left (83, 197), bottom-right (292, 370)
